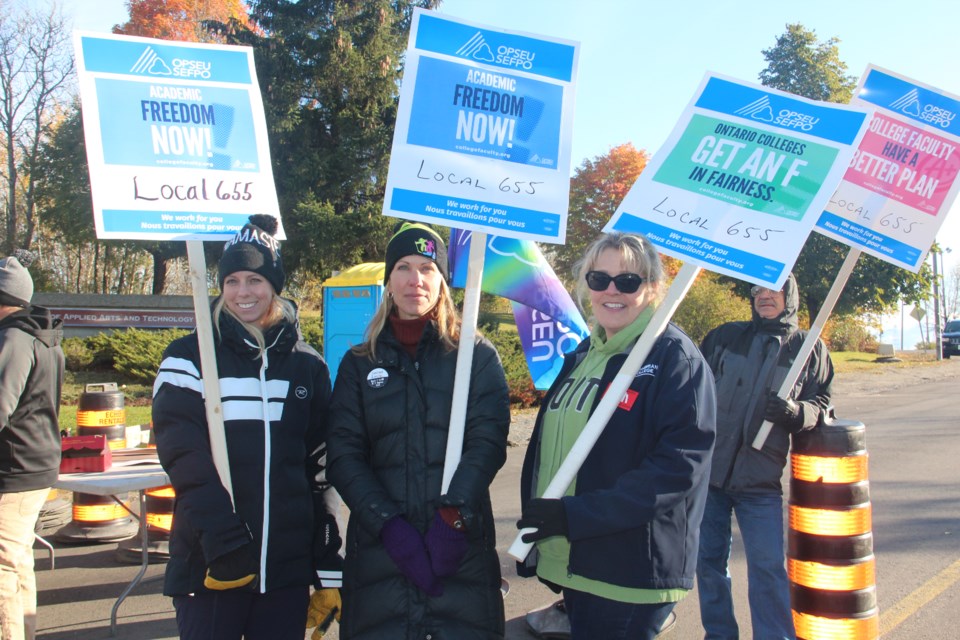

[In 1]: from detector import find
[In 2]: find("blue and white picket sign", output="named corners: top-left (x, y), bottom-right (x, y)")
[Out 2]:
top-left (604, 72), bottom-right (872, 291)
top-left (383, 8), bottom-right (579, 244)
top-left (74, 32), bottom-right (282, 241)
top-left (816, 65), bottom-right (960, 271)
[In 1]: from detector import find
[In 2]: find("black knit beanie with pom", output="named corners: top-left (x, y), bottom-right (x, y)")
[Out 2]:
top-left (218, 214), bottom-right (285, 293)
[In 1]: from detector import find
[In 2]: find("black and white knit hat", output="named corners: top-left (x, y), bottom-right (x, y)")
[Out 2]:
top-left (218, 215), bottom-right (285, 293)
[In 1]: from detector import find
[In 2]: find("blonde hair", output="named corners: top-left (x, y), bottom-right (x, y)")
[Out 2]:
top-left (573, 232), bottom-right (664, 311)
top-left (213, 294), bottom-right (297, 352)
top-left (353, 276), bottom-right (460, 359)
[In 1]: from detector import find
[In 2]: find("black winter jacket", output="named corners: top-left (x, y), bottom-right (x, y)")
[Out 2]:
top-left (699, 273), bottom-right (834, 494)
top-left (152, 311), bottom-right (342, 596)
top-left (0, 306), bottom-right (64, 492)
top-left (327, 321), bottom-right (510, 640)
top-left (519, 324), bottom-right (716, 591)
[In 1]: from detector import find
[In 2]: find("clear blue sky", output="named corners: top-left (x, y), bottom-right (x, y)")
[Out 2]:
top-left (65, 0), bottom-right (959, 343)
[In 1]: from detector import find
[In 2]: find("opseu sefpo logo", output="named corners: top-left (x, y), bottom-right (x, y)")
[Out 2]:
top-left (131, 46), bottom-right (212, 79)
top-left (495, 44), bottom-right (535, 70)
top-left (888, 88), bottom-right (955, 129)
top-left (734, 95), bottom-right (820, 131)
top-left (456, 32), bottom-right (535, 70)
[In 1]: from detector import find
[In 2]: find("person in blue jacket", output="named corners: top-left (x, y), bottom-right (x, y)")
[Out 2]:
top-left (517, 232), bottom-right (716, 640)
top-left (152, 215), bottom-right (343, 640)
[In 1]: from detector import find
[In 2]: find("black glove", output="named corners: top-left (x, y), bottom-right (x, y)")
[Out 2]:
top-left (538, 577), bottom-right (563, 594)
top-left (764, 394), bottom-right (803, 431)
top-left (204, 542), bottom-right (259, 590)
top-left (517, 498), bottom-right (568, 543)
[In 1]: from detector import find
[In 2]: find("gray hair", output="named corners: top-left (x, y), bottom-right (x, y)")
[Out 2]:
top-left (573, 232), bottom-right (664, 308)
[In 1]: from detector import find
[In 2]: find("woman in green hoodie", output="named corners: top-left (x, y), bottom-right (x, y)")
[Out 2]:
top-left (517, 232), bottom-right (716, 640)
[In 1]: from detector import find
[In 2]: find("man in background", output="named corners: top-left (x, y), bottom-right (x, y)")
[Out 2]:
top-left (696, 273), bottom-right (833, 639)
top-left (0, 253), bottom-right (64, 640)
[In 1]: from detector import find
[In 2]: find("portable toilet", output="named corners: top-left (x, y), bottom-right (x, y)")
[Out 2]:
top-left (322, 263), bottom-right (385, 381)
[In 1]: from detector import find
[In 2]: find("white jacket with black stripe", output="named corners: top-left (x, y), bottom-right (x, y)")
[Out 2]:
top-left (152, 310), bottom-right (343, 595)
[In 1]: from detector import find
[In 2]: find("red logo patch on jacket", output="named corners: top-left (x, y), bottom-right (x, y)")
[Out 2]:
top-left (605, 385), bottom-right (638, 411)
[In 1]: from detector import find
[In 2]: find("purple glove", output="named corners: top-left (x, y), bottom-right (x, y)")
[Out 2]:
top-left (424, 510), bottom-right (468, 577)
top-left (380, 517), bottom-right (443, 597)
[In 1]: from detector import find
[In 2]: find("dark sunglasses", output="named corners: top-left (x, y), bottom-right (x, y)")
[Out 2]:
top-left (585, 271), bottom-right (645, 294)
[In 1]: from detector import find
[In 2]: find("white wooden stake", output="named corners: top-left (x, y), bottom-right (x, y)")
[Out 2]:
top-left (186, 241), bottom-right (234, 507)
top-left (441, 231), bottom-right (487, 494)
top-left (751, 247), bottom-right (861, 450)
top-left (509, 262), bottom-right (701, 561)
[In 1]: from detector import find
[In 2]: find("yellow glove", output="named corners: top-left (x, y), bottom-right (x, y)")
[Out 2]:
top-left (306, 588), bottom-right (341, 639)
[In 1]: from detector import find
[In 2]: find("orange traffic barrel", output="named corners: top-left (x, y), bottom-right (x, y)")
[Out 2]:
top-left (58, 382), bottom-right (139, 543)
top-left (55, 492), bottom-right (138, 543)
top-left (76, 382), bottom-right (127, 449)
top-left (116, 485), bottom-right (173, 564)
top-left (35, 489), bottom-right (72, 537)
top-left (788, 413), bottom-right (878, 639)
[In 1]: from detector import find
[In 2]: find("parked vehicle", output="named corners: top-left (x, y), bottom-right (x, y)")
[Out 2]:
top-left (943, 320), bottom-right (960, 358)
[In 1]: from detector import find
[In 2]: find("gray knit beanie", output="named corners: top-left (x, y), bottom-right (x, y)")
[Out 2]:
top-left (0, 254), bottom-right (34, 307)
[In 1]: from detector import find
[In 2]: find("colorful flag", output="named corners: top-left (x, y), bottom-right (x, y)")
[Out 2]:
top-left (449, 229), bottom-right (588, 389)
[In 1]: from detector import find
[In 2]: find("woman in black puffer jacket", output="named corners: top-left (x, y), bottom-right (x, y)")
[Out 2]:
top-left (153, 215), bottom-right (343, 640)
top-left (327, 222), bottom-right (510, 640)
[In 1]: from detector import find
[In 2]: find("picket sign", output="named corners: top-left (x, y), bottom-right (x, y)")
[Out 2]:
top-left (751, 247), bottom-right (862, 450)
top-left (186, 241), bottom-right (235, 506)
top-left (508, 262), bottom-right (702, 561)
top-left (441, 231), bottom-right (488, 494)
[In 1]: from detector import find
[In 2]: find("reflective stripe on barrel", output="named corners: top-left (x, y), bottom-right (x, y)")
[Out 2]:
top-left (789, 417), bottom-right (878, 640)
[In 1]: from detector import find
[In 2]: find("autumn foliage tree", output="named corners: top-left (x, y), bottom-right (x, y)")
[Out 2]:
top-left (552, 143), bottom-right (650, 282)
top-left (114, 0), bottom-right (255, 43)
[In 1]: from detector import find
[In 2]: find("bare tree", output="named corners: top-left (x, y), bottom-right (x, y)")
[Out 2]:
top-left (945, 262), bottom-right (959, 320)
top-left (0, 0), bottom-right (74, 253)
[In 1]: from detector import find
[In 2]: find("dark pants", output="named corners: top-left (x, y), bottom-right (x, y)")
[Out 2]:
top-left (563, 587), bottom-right (676, 640)
top-left (173, 585), bottom-right (309, 640)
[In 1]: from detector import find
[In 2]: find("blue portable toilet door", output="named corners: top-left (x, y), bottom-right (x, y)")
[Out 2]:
top-left (323, 284), bottom-right (383, 381)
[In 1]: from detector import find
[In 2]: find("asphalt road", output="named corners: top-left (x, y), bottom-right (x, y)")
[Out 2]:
top-left (33, 358), bottom-right (960, 639)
